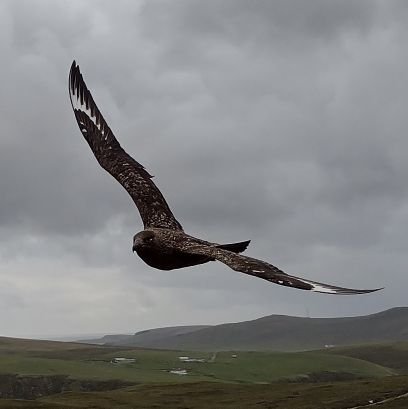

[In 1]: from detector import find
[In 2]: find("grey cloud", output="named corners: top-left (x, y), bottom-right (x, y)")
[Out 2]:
top-left (0, 0), bottom-right (407, 337)
top-left (141, 0), bottom-right (378, 52)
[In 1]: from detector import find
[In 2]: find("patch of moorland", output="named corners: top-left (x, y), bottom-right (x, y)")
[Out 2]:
top-left (0, 376), bottom-right (407, 409)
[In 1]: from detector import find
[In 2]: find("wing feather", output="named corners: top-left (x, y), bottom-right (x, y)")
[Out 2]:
top-left (68, 61), bottom-right (183, 230)
top-left (183, 245), bottom-right (382, 295)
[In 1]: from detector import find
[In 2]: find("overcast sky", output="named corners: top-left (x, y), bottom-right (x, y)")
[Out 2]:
top-left (1, 0), bottom-right (408, 338)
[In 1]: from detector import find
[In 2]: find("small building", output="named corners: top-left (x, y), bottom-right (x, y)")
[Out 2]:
top-left (170, 369), bottom-right (188, 375)
top-left (111, 357), bottom-right (136, 364)
top-left (178, 356), bottom-right (205, 363)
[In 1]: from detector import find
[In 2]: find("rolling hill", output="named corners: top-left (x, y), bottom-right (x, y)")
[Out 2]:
top-left (84, 307), bottom-right (408, 351)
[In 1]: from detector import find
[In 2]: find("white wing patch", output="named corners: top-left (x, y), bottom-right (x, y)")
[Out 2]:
top-left (69, 86), bottom-right (106, 136)
top-left (68, 63), bottom-right (109, 140)
top-left (310, 283), bottom-right (337, 294)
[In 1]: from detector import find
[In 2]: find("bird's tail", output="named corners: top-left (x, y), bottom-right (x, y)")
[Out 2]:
top-left (216, 240), bottom-right (250, 254)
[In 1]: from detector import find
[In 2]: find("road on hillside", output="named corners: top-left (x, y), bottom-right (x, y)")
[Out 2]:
top-left (347, 391), bottom-right (408, 408)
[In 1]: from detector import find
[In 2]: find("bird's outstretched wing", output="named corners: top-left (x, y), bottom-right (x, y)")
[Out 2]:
top-left (182, 245), bottom-right (382, 294)
top-left (68, 61), bottom-right (183, 230)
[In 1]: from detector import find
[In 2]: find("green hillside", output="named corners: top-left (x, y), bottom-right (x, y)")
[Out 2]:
top-left (0, 337), bottom-right (392, 384)
top-left (327, 342), bottom-right (408, 374)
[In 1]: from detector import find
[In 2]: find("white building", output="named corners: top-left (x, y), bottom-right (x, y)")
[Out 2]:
top-left (111, 357), bottom-right (136, 364)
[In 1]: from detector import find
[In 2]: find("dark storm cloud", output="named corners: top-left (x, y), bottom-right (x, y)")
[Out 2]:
top-left (0, 0), bottom-right (407, 336)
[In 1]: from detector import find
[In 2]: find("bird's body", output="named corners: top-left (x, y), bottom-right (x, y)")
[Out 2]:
top-left (133, 228), bottom-right (250, 270)
top-left (69, 61), bottom-right (382, 295)
top-left (136, 246), bottom-right (211, 271)
top-left (133, 229), bottom-right (210, 270)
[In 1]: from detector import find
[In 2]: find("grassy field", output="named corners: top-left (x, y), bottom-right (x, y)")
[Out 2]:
top-left (0, 376), bottom-right (407, 409)
top-left (0, 339), bottom-right (393, 384)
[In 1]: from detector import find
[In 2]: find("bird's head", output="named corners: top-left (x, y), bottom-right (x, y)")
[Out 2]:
top-left (133, 230), bottom-right (156, 252)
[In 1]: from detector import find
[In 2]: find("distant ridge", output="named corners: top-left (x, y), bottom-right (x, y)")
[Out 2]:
top-left (80, 326), bottom-right (210, 346)
top-left (81, 307), bottom-right (408, 351)
top-left (0, 337), bottom-right (93, 350)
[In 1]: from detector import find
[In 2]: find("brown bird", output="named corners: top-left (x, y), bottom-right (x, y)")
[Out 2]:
top-left (69, 61), bottom-right (382, 295)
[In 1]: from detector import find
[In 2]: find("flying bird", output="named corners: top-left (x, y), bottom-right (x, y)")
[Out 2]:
top-left (68, 61), bottom-right (382, 295)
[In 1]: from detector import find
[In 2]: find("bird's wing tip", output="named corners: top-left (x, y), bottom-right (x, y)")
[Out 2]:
top-left (370, 287), bottom-right (385, 293)
top-left (69, 60), bottom-right (78, 80)
top-left (68, 61), bottom-right (80, 110)
top-left (311, 285), bottom-right (384, 295)
top-left (296, 276), bottom-right (384, 295)
top-left (354, 287), bottom-right (384, 294)
top-left (68, 60), bottom-right (87, 109)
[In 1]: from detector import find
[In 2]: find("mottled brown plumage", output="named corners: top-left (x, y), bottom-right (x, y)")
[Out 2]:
top-left (69, 61), bottom-right (382, 295)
